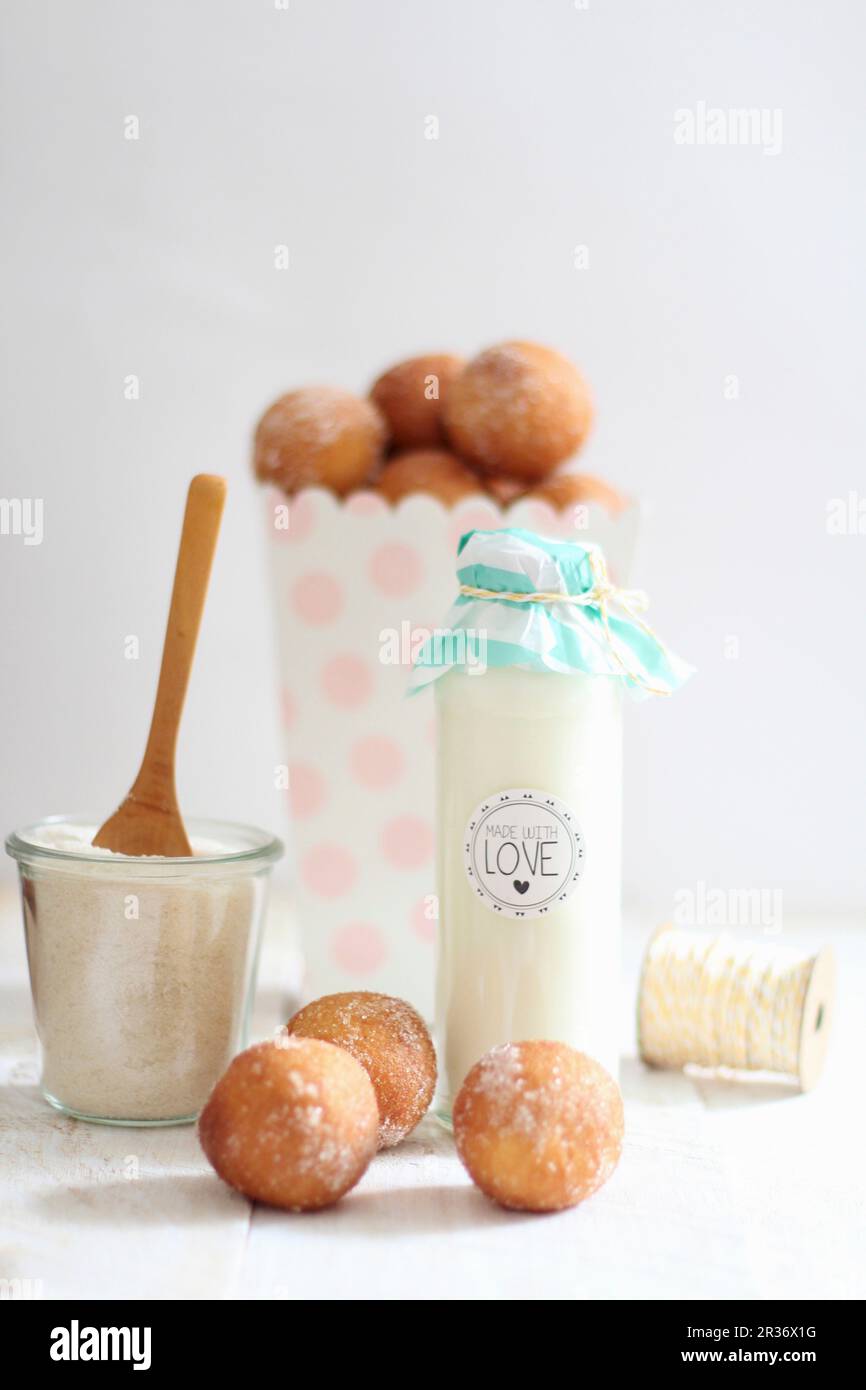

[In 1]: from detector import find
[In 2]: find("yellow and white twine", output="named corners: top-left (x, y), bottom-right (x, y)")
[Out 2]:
top-left (638, 925), bottom-right (834, 1091)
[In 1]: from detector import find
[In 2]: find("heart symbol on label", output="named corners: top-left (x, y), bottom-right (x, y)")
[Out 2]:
top-left (513, 880), bottom-right (530, 895)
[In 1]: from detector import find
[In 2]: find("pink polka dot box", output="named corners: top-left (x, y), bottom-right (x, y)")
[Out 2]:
top-left (266, 485), bottom-right (638, 1015)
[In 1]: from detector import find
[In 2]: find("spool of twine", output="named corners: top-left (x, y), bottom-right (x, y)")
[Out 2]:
top-left (638, 925), bottom-right (834, 1091)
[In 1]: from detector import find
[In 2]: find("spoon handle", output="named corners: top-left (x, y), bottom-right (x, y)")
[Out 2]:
top-left (133, 474), bottom-right (227, 810)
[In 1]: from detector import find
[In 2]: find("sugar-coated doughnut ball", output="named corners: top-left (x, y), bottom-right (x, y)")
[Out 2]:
top-left (444, 341), bottom-right (593, 483)
top-left (253, 386), bottom-right (387, 496)
top-left (198, 1038), bottom-right (378, 1211)
top-left (375, 449), bottom-right (483, 507)
top-left (286, 992), bottom-right (437, 1148)
top-left (483, 473), bottom-right (527, 507)
top-left (453, 1041), bottom-right (623, 1212)
top-left (531, 471), bottom-right (627, 516)
top-left (370, 353), bottom-right (465, 450)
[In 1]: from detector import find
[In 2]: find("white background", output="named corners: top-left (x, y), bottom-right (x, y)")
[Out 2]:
top-left (1, 0), bottom-right (863, 917)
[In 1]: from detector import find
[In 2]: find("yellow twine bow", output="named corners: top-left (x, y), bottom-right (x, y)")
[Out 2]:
top-left (458, 548), bottom-right (671, 695)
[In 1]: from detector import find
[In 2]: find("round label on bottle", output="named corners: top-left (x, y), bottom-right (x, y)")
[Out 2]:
top-left (462, 789), bottom-right (585, 919)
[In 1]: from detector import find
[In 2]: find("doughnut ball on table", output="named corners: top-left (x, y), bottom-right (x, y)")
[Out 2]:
top-left (286, 991), bottom-right (437, 1148)
top-left (375, 449), bottom-right (484, 507)
top-left (198, 1038), bottom-right (378, 1211)
top-left (531, 471), bottom-right (628, 516)
top-left (444, 341), bottom-right (594, 484)
top-left (453, 1041), bottom-right (623, 1212)
top-left (370, 353), bottom-right (465, 449)
top-left (253, 386), bottom-right (387, 496)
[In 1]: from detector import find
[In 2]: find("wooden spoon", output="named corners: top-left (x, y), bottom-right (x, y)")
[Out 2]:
top-left (93, 474), bottom-right (227, 856)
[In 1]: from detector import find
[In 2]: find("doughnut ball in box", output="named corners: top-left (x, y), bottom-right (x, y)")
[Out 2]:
top-left (254, 386), bottom-right (387, 496)
top-left (375, 449), bottom-right (484, 506)
top-left (256, 357), bottom-right (636, 1015)
top-left (444, 341), bottom-right (593, 483)
top-left (370, 353), bottom-right (465, 450)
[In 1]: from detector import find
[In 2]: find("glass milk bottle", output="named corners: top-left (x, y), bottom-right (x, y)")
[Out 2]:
top-left (410, 528), bottom-right (691, 1118)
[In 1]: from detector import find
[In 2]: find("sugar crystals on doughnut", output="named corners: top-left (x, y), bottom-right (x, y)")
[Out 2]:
top-left (453, 1041), bottom-right (623, 1212)
top-left (444, 341), bottom-right (594, 484)
top-left (286, 991), bottom-right (437, 1148)
top-left (198, 1037), bottom-right (378, 1211)
top-left (253, 385), bottom-right (387, 497)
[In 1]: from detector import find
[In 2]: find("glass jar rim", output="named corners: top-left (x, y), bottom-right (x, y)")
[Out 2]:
top-left (5, 814), bottom-right (284, 874)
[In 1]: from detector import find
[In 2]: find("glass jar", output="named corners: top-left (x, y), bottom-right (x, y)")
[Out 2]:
top-left (6, 816), bottom-right (283, 1126)
top-left (435, 667), bottom-right (623, 1119)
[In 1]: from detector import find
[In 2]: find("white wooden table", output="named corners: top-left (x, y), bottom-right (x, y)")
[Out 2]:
top-left (1, 888), bottom-right (864, 1301)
